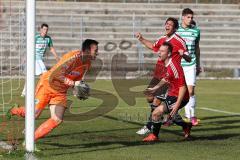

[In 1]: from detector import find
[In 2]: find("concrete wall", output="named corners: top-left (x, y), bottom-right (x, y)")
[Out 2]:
top-left (1, 1), bottom-right (240, 77)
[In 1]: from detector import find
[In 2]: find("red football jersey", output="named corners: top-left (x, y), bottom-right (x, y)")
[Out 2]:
top-left (164, 58), bottom-right (189, 101)
top-left (152, 33), bottom-right (188, 79)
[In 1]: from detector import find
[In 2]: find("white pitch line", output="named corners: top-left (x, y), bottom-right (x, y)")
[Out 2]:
top-left (199, 107), bottom-right (240, 116)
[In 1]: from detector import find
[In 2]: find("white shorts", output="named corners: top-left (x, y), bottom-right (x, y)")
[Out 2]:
top-left (35, 60), bottom-right (47, 76)
top-left (183, 65), bottom-right (196, 86)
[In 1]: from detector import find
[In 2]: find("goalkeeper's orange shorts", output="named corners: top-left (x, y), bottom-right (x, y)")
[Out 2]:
top-left (35, 75), bottom-right (67, 111)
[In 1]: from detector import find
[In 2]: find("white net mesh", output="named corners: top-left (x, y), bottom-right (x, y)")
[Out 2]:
top-left (0, 0), bottom-right (25, 151)
top-left (0, 0), bottom-right (25, 115)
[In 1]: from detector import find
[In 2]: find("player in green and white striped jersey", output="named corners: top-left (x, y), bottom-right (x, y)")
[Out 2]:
top-left (176, 8), bottom-right (201, 126)
top-left (21, 23), bottom-right (60, 96)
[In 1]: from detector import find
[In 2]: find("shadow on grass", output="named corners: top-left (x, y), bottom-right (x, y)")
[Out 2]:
top-left (192, 114), bottom-right (240, 132)
top-left (42, 138), bottom-right (179, 156)
top-left (4, 114), bottom-right (240, 158)
top-left (200, 115), bottom-right (240, 121)
top-left (41, 132), bottom-right (240, 157)
top-left (44, 115), bottom-right (185, 140)
top-left (189, 133), bottom-right (240, 141)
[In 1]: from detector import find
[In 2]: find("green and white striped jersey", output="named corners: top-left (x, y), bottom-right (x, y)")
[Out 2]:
top-left (176, 25), bottom-right (200, 67)
top-left (35, 33), bottom-right (53, 60)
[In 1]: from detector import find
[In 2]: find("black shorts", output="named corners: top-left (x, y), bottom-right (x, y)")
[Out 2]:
top-left (147, 77), bottom-right (168, 97)
top-left (164, 96), bottom-right (189, 112)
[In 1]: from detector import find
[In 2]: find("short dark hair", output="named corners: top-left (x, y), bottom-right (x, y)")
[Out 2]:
top-left (162, 41), bottom-right (173, 54)
top-left (165, 17), bottom-right (179, 30)
top-left (41, 23), bottom-right (48, 28)
top-left (182, 8), bottom-right (194, 16)
top-left (82, 39), bottom-right (99, 52)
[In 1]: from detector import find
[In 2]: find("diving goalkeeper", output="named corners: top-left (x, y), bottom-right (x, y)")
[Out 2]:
top-left (8, 39), bottom-right (99, 142)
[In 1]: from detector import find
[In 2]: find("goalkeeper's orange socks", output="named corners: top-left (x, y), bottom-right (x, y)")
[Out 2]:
top-left (34, 118), bottom-right (61, 141)
top-left (10, 106), bottom-right (25, 117)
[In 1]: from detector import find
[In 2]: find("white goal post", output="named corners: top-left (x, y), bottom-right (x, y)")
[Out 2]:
top-left (25, 0), bottom-right (35, 153)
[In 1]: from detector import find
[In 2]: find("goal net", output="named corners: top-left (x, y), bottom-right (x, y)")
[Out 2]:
top-left (0, 0), bottom-right (25, 152)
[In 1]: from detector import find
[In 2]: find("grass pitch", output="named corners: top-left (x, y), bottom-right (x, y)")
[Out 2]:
top-left (0, 79), bottom-right (240, 160)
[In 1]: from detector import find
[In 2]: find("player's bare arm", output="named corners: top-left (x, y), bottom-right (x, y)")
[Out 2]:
top-left (182, 53), bottom-right (191, 62)
top-left (135, 32), bottom-right (153, 50)
top-left (169, 85), bottom-right (187, 117)
top-left (50, 47), bottom-right (60, 61)
top-left (195, 42), bottom-right (201, 76)
top-left (144, 78), bottom-right (168, 95)
top-left (179, 49), bottom-right (191, 62)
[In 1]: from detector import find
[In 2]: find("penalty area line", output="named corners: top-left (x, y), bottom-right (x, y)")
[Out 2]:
top-left (199, 107), bottom-right (240, 116)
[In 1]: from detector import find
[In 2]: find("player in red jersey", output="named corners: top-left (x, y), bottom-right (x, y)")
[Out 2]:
top-left (135, 17), bottom-right (191, 135)
top-left (8, 39), bottom-right (98, 142)
top-left (143, 42), bottom-right (192, 142)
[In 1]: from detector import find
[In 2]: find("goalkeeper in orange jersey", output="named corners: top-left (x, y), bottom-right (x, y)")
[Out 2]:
top-left (7, 39), bottom-right (99, 142)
